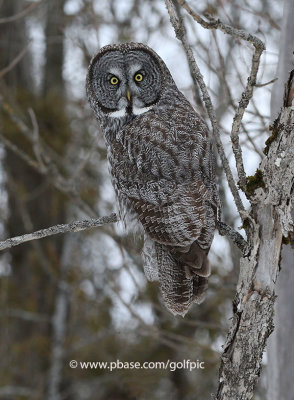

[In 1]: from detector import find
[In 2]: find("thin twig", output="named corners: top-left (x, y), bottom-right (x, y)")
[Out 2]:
top-left (165, 0), bottom-right (246, 217)
top-left (0, 133), bottom-right (41, 171)
top-left (255, 77), bottom-right (277, 88)
top-left (0, 45), bottom-right (29, 79)
top-left (28, 107), bottom-right (46, 170)
top-left (0, 214), bottom-right (118, 252)
top-left (0, 1), bottom-right (41, 24)
top-left (230, 46), bottom-right (264, 191)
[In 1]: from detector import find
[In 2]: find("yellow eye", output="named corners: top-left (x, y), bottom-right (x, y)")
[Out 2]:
top-left (110, 76), bottom-right (119, 85)
top-left (134, 73), bottom-right (144, 82)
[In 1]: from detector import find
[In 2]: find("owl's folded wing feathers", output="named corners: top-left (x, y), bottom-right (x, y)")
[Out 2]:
top-left (112, 108), bottom-right (218, 248)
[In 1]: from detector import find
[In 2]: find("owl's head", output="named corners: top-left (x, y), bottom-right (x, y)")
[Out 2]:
top-left (86, 42), bottom-right (174, 120)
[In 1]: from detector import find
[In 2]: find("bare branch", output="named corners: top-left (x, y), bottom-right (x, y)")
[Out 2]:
top-left (28, 107), bottom-right (46, 170)
top-left (0, 132), bottom-right (41, 171)
top-left (0, 213), bottom-right (118, 252)
top-left (230, 46), bottom-right (264, 191)
top-left (176, 0), bottom-right (265, 49)
top-left (0, 44), bottom-right (29, 79)
top-left (216, 221), bottom-right (249, 256)
top-left (165, 0), bottom-right (246, 218)
top-left (0, 1), bottom-right (42, 24)
top-left (255, 77), bottom-right (278, 88)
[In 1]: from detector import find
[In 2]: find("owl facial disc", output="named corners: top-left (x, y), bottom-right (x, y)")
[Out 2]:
top-left (87, 47), bottom-right (162, 118)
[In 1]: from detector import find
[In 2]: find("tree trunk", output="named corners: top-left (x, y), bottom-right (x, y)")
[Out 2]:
top-left (43, 0), bottom-right (66, 96)
top-left (41, 1), bottom-right (71, 399)
top-left (0, 1), bottom-right (31, 90)
top-left (267, 1), bottom-right (294, 399)
top-left (216, 106), bottom-right (294, 399)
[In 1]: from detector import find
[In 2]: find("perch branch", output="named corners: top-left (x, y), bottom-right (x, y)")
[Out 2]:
top-left (0, 210), bottom-right (247, 256)
top-left (216, 221), bottom-right (249, 255)
top-left (0, 214), bottom-right (118, 252)
top-left (165, 0), bottom-right (246, 218)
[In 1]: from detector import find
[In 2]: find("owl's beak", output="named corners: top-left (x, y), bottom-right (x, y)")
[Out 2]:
top-left (126, 89), bottom-right (131, 102)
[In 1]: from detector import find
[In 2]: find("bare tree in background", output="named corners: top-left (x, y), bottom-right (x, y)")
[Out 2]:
top-left (0, 0), bottom-right (71, 397)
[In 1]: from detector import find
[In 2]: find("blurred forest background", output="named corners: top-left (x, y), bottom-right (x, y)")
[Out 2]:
top-left (0, 0), bottom-right (285, 399)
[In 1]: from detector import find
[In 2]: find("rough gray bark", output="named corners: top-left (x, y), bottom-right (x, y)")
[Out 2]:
top-left (267, 1), bottom-right (294, 399)
top-left (216, 107), bottom-right (294, 399)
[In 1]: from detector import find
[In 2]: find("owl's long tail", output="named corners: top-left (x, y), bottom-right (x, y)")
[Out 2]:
top-left (142, 236), bottom-right (209, 316)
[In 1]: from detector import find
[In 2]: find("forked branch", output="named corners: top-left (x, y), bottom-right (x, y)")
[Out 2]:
top-left (174, 0), bottom-right (265, 192)
top-left (166, 0), bottom-right (265, 205)
top-left (165, 0), bottom-right (246, 218)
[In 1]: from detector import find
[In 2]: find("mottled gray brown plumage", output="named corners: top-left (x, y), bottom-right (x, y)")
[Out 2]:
top-left (86, 42), bottom-right (219, 316)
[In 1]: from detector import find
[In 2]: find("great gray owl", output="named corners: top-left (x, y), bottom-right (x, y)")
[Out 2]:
top-left (86, 42), bottom-right (219, 316)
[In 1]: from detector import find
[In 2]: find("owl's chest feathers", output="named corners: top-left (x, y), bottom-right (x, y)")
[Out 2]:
top-left (106, 110), bottom-right (206, 185)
